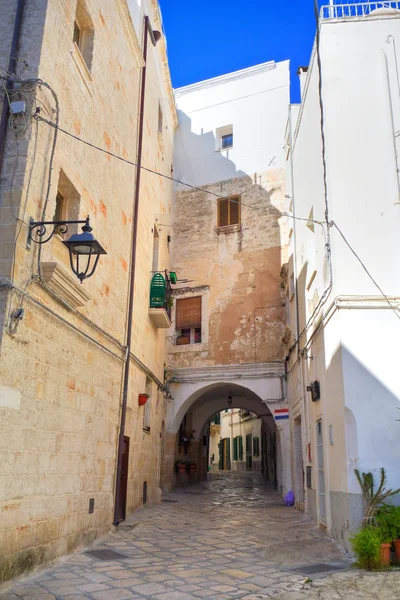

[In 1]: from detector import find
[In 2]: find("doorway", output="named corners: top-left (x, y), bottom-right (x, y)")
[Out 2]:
top-left (316, 420), bottom-right (326, 521)
top-left (246, 433), bottom-right (252, 471)
top-left (115, 436), bottom-right (129, 522)
top-left (293, 417), bottom-right (304, 504)
top-left (219, 437), bottom-right (231, 470)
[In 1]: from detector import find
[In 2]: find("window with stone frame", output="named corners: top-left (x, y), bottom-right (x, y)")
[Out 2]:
top-left (53, 169), bottom-right (81, 238)
top-left (175, 296), bottom-right (202, 345)
top-left (217, 196), bottom-right (241, 227)
top-left (73, 0), bottom-right (94, 71)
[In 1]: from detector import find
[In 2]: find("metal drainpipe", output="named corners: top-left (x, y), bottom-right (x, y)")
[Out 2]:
top-left (0, 0), bottom-right (25, 176)
top-left (113, 15), bottom-right (158, 525)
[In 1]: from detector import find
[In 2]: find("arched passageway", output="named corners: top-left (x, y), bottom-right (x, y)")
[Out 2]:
top-left (162, 374), bottom-right (291, 497)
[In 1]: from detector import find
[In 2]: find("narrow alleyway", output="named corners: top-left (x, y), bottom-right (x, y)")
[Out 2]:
top-left (1, 473), bottom-right (399, 600)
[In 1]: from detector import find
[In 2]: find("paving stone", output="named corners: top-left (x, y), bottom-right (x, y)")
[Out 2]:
top-left (92, 590), bottom-right (134, 600)
top-left (2, 472), bottom-right (395, 600)
top-left (129, 582), bottom-right (171, 595)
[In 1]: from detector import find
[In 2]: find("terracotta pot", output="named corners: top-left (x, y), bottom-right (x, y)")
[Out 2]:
top-left (189, 465), bottom-right (197, 471)
top-left (381, 543), bottom-right (391, 567)
top-left (138, 393), bottom-right (149, 406)
top-left (394, 539), bottom-right (400, 563)
top-left (177, 465), bottom-right (186, 473)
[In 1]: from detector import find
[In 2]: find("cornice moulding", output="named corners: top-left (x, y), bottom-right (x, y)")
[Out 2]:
top-left (41, 262), bottom-right (91, 308)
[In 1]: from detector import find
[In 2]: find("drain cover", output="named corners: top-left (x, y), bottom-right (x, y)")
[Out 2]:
top-left (85, 549), bottom-right (127, 560)
top-left (290, 564), bottom-right (345, 575)
top-left (162, 499), bottom-right (178, 503)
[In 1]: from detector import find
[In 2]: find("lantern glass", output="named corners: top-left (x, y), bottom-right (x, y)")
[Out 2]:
top-left (62, 218), bottom-right (106, 283)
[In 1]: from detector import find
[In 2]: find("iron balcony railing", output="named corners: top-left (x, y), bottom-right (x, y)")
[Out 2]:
top-left (320, 1), bottom-right (400, 19)
top-left (149, 270), bottom-right (172, 321)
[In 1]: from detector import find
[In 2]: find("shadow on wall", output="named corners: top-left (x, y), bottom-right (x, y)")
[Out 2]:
top-left (296, 255), bottom-right (400, 547)
top-left (174, 110), bottom-right (247, 188)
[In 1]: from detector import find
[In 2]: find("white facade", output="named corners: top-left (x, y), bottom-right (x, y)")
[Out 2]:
top-left (286, 4), bottom-right (400, 550)
top-left (174, 60), bottom-right (290, 187)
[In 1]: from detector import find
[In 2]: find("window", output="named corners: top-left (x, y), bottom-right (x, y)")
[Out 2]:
top-left (221, 133), bottom-right (233, 149)
top-left (238, 436), bottom-right (243, 460)
top-left (53, 170), bottom-right (80, 238)
top-left (175, 297), bottom-right (202, 345)
top-left (73, 1), bottom-right (94, 71)
top-left (218, 196), bottom-right (240, 227)
top-left (158, 103), bottom-right (163, 134)
top-left (213, 413), bottom-right (221, 425)
top-left (143, 377), bottom-right (152, 432)
top-left (152, 226), bottom-right (159, 272)
top-left (216, 125), bottom-right (233, 151)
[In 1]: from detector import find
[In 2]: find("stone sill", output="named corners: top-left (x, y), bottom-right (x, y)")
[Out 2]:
top-left (169, 342), bottom-right (208, 354)
top-left (216, 224), bottom-right (241, 235)
top-left (41, 261), bottom-right (91, 308)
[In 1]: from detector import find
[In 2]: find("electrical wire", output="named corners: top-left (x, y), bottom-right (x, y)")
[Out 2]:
top-left (34, 114), bottom-right (272, 211)
top-left (330, 221), bottom-right (400, 321)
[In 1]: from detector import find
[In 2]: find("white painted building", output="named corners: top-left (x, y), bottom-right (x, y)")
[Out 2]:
top-left (286, 2), bottom-right (400, 550)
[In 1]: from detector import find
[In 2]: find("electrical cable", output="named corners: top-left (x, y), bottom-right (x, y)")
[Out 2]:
top-left (34, 114), bottom-right (271, 211)
top-left (288, 1), bottom-right (334, 356)
top-left (330, 221), bottom-right (400, 321)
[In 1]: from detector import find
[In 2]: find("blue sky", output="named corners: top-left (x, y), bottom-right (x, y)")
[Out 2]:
top-left (159, 0), bottom-right (322, 103)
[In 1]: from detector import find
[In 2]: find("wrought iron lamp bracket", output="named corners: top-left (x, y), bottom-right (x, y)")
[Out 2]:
top-left (27, 217), bottom-right (87, 248)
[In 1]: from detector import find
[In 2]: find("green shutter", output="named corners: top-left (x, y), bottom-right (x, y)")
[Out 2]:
top-left (233, 437), bottom-right (238, 460)
top-left (218, 440), bottom-right (223, 470)
top-left (150, 273), bottom-right (166, 308)
top-left (238, 436), bottom-right (243, 460)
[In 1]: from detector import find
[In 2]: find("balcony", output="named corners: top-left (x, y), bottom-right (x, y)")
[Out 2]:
top-left (320, 1), bottom-right (400, 20)
top-left (149, 271), bottom-right (172, 329)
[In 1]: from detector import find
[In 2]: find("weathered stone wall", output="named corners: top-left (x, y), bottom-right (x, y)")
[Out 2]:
top-left (168, 171), bottom-right (288, 369)
top-left (0, 0), bottom-right (175, 584)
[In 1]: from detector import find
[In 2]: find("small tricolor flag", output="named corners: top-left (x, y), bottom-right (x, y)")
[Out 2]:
top-left (274, 408), bottom-right (289, 421)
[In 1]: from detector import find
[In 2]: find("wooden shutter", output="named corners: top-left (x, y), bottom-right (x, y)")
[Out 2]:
top-left (176, 297), bottom-right (201, 329)
top-left (238, 436), bottom-right (243, 460)
top-left (229, 197), bottom-right (240, 225)
top-left (233, 437), bottom-right (238, 461)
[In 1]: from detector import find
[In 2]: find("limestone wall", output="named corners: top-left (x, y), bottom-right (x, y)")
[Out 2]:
top-left (168, 171), bottom-right (288, 369)
top-left (0, 0), bottom-right (175, 584)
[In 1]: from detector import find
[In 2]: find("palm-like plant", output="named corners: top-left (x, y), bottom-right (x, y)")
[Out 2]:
top-left (355, 468), bottom-right (400, 523)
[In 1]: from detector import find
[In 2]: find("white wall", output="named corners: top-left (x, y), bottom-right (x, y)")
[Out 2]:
top-left (174, 61), bottom-right (290, 187)
top-left (287, 12), bottom-right (400, 536)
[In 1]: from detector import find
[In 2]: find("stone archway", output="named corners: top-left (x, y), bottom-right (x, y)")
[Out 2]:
top-left (163, 363), bottom-right (291, 496)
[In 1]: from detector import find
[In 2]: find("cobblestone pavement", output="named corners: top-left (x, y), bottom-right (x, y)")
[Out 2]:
top-left (1, 472), bottom-right (399, 599)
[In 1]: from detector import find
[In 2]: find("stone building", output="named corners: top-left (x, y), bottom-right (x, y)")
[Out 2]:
top-left (164, 62), bottom-right (292, 494)
top-left (0, 0), bottom-right (176, 583)
top-left (285, 2), bottom-right (400, 550)
top-left (209, 409), bottom-right (263, 474)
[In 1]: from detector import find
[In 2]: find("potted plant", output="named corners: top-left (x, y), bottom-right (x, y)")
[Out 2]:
top-left (355, 468), bottom-right (400, 524)
top-left (187, 461), bottom-right (197, 474)
top-left (138, 393), bottom-right (149, 406)
top-left (175, 459), bottom-right (186, 474)
top-left (376, 504), bottom-right (400, 562)
top-left (350, 526), bottom-right (383, 570)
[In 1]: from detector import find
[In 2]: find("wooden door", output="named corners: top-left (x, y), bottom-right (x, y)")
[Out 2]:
top-left (115, 436), bottom-right (129, 522)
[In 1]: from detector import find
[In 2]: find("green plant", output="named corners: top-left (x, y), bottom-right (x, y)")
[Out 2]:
top-left (355, 468), bottom-right (400, 522)
top-left (376, 505), bottom-right (400, 542)
top-left (350, 526), bottom-right (383, 570)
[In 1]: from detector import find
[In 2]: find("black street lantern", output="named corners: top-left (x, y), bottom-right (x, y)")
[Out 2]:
top-left (28, 215), bottom-right (106, 283)
top-left (63, 217), bottom-right (106, 283)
